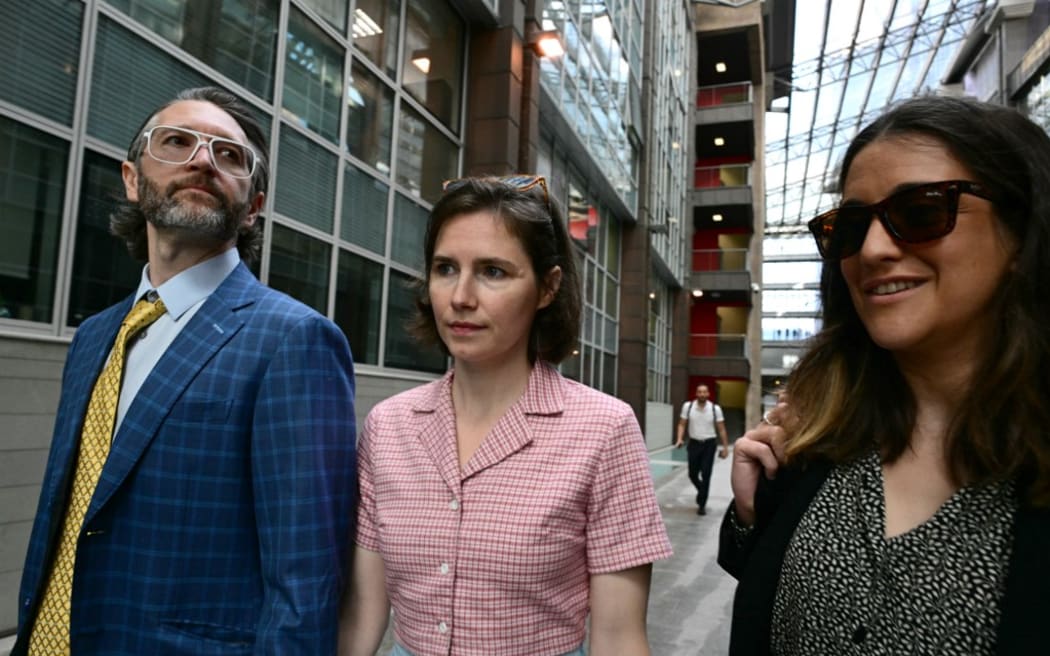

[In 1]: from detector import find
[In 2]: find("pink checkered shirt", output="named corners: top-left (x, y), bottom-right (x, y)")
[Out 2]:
top-left (356, 361), bottom-right (672, 655)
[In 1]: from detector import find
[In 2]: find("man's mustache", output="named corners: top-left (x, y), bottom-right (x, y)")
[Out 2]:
top-left (165, 175), bottom-right (223, 199)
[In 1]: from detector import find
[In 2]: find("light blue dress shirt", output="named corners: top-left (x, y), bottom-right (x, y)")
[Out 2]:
top-left (114, 248), bottom-right (241, 433)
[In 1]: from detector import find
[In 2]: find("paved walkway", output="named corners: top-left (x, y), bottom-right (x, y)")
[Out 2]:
top-left (647, 445), bottom-right (736, 655)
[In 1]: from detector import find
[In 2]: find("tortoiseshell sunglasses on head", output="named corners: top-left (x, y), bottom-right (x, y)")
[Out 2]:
top-left (441, 174), bottom-right (550, 213)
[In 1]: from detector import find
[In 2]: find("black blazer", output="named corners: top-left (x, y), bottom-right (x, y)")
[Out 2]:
top-left (717, 462), bottom-right (1050, 655)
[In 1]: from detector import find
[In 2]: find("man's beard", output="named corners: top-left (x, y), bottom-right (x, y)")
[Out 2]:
top-left (137, 173), bottom-right (250, 244)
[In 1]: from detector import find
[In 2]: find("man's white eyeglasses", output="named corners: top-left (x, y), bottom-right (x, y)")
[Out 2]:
top-left (142, 125), bottom-right (257, 179)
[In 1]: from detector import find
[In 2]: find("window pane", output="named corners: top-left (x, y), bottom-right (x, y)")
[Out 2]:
top-left (301, 0), bottom-right (347, 34)
top-left (402, 0), bottom-right (464, 130)
top-left (567, 184), bottom-right (598, 254)
top-left (334, 250), bottom-right (382, 364)
top-left (353, 0), bottom-right (400, 78)
top-left (762, 261), bottom-right (823, 284)
top-left (342, 165), bottom-right (388, 254)
top-left (396, 104), bottom-right (457, 205)
top-left (89, 16), bottom-right (214, 150)
top-left (68, 151), bottom-right (140, 327)
top-left (346, 60), bottom-right (394, 172)
top-left (762, 289), bottom-right (821, 314)
top-left (0, 119), bottom-right (67, 323)
top-left (604, 272), bottom-right (617, 316)
top-left (763, 235), bottom-right (819, 258)
top-left (390, 193), bottom-right (428, 269)
top-left (384, 269), bottom-right (446, 373)
top-left (762, 317), bottom-right (821, 341)
top-left (561, 345), bottom-right (581, 381)
top-left (108, 0), bottom-right (279, 101)
top-left (275, 127), bottom-right (337, 232)
top-left (605, 213), bottom-right (620, 276)
top-left (284, 8), bottom-right (344, 143)
top-left (268, 223), bottom-right (330, 314)
top-left (0, 0), bottom-right (81, 125)
top-left (584, 260), bottom-right (594, 305)
top-left (602, 352), bottom-right (616, 395)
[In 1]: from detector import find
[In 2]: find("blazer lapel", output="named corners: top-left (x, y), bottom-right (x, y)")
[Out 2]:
top-left (42, 302), bottom-right (131, 505)
top-left (86, 266), bottom-right (258, 523)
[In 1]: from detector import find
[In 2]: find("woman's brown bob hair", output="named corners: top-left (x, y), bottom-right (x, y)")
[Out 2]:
top-left (410, 176), bottom-right (581, 364)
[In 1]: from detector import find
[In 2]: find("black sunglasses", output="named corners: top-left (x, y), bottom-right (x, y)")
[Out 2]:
top-left (808, 180), bottom-right (994, 261)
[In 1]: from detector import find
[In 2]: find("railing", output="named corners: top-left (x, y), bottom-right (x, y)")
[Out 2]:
top-left (694, 163), bottom-right (750, 188)
top-left (691, 248), bottom-right (749, 272)
top-left (689, 333), bottom-right (748, 358)
top-left (696, 82), bottom-right (752, 108)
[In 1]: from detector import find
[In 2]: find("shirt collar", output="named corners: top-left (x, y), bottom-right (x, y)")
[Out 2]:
top-left (135, 248), bottom-right (240, 320)
top-left (417, 361), bottom-right (565, 416)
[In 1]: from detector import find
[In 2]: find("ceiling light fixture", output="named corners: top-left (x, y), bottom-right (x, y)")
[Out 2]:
top-left (530, 30), bottom-right (565, 58)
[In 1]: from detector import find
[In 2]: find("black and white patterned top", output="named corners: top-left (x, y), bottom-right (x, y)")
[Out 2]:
top-left (770, 451), bottom-right (1017, 655)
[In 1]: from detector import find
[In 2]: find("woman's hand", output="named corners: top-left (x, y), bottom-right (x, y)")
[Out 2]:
top-left (730, 397), bottom-right (794, 527)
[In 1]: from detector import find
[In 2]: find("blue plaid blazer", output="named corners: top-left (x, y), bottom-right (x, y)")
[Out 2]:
top-left (14, 263), bottom-right (357, 655)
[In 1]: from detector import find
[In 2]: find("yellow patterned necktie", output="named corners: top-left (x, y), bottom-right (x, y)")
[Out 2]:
top-left (28, 294), bottom-right (167, 655)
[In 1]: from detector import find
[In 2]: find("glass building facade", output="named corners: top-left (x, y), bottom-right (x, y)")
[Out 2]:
top-left (539, 0), bottom-right (644, 213)
top-left (0, 0), bottom-right (466, 380)
top-left (643, 0), bottom-right (691, 405)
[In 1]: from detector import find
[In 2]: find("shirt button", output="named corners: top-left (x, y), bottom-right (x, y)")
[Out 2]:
top-left (440, 563), bottom-right (450, 575)
top-left (438, 621), bottom-right (448, 634)
top-left (449, 499), bottom-right (459, 510)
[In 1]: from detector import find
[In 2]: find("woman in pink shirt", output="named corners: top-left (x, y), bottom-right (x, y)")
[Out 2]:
top-left (339, 175), bottom-right (672, 655)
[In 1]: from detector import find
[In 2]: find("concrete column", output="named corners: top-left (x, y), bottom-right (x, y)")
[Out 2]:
top-left (617, 222), bottom-right (651, 428)
top-left (461, 0), bottom-right (535, 176)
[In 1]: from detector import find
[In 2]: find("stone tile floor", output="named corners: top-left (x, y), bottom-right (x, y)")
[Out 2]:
top-left (647, 444), bottom-right (736, 655)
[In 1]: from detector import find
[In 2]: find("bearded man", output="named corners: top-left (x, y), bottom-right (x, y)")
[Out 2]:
top-left (13, 87), bottom-right (357, 655)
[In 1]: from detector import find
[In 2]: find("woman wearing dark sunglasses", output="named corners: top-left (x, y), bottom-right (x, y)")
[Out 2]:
top-left (720, 95), bottom-right (1050, 655)
top-left (338, 176), bottom-right (672, 655)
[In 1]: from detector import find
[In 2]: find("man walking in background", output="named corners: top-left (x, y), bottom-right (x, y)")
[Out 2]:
top-left (14, 86), bottom-right (357, 655)
top-left (675, 384), bottom-right (729, 515)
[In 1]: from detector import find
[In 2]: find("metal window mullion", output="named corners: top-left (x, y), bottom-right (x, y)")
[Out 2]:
top-left (327, 40), bottom-right (354, 320)
top-left (55, 0), bottom-right (102, 338)
top-left (375, 0), bottom-right (412, 369)
top-left (260, 0), bottom-right (295, 285)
